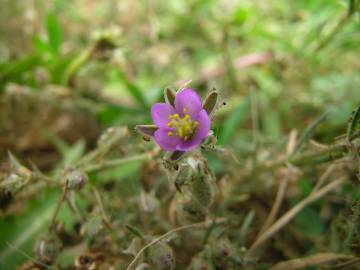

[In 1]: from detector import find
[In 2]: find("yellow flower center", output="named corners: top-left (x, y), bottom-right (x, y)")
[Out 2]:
top-left (167, 108), bottom-right (198, 140)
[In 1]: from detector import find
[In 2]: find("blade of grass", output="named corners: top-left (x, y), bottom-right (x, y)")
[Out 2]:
top-left (46, 13), bottom-right (63, 56)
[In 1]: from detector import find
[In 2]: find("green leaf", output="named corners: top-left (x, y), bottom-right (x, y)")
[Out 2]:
top-left (298, 179), bottom-right (313, 197)
top-left (218, 97), bottom-right (250, 144)
top-left (32, 35), bottom-right (51, 54)
top-left (125, 224), bottom-right (144, 239)
top-left (46, 13), bottom-right (63, 56)
top-left (294, 205), bottom-right (325, 236)
top-left (0, 190), bottom-right (58, 269)
top-left (47, 134), bottom-right (85, 167)
top-left (0, 53), bottom-right (41, 83)
top-left (347, 105), bottom-right (360, 141)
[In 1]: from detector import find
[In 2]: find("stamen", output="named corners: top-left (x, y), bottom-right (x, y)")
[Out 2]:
top-left (167, 112), bottom-right (198, 141)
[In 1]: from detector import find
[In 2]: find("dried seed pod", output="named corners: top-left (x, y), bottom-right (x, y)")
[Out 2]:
top-left (189, 171), bottom-right (215, 209)
top-left (140, 192), bottom-right (160, 213)
top-left (180, 200), bottom-right (207, 223)
top-left (34, 235), bottom-right (62, 261)
top-left (210, 238), bottom-right (235, 269)
top-left (174, 166), bottom-right (192, 191)
top-left (18, 257), bottom-right (53, 270)
top-left (81, 215), bottom-right (103, 237)
top-left (65, 169), bottom-right (88, 190)
top-left (148, 241), bottom-right (175, 270)
top-left (75, 252), bottom-right (106, 270)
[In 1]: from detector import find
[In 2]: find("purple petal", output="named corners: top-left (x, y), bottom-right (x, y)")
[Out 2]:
top-left (154, 128), bottom-right (180, 151)
top-left (194, 109), bottom-right (211, 139)
top-left (176, 109), bottom-right (211, 152)
top-left (151, 103), bottom-right (176, 128)
top-left (175, 89), bottom-right (202, 118)
top-left (176, 135), bottom-right (203, 152)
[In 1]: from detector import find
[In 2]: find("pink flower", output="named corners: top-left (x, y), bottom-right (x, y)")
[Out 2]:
top-left (151, 89), bottom-right (211, 152)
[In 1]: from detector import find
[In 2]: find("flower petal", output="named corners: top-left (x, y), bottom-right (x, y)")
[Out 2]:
top-left (175, 89), bottom-right (202, 118)
top-left (176, 136), bottom-right (203, 152)
top-left (151, 103), bottom-right (176, 128)
top-left (176, 109), bottom-right (211, 152)
top-left (194, 109), bottom-right (211, 139)
top-left (154, 128), bottom-right (180, 151)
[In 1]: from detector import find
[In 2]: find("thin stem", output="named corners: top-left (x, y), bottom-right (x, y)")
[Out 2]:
top-left (259, 140), bottom-right (359, 172)
top-left (126, 218), bottom-right (227, 270)
top-left (247, 177), bottom-right (345, 256)
top-left (49, 180), bottom-right (69, 232)
top-left (269, 252), bottom-right (356, 270)
top-left (311, 163), bottom-right (337, 194)
top-left (257, 177), bottom-right (289, 238)
top-left (83, 152), bottom-right (152, 173)
top-left (92, 186), bottom-right (112, 230)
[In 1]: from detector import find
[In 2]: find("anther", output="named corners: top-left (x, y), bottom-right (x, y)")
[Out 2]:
top-left (167, 131), bottom-right (173, 137)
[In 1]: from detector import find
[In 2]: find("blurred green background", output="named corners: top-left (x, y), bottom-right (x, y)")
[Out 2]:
top-left (0, 0), bottom-right (360, 269)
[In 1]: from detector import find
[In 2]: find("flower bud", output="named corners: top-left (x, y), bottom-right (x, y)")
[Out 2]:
top-left (64, 169), bottom-right (87, 190)
top-left (148, 241), bottom-right (175, 270)
top-left (140, 192), bottom-right (160, 213)
top-left (80, 215), bottom-right (103, 237)
top-left (34, 235), bottom-right (62, 260)
top-left (174, 166), bottom-right (192, 191)
top-left (189, 172), bottom-right (215, 209)
top-left (210, 238), bottom-right (234, 269)
top-left (180, 200), bottom-right (207, 223)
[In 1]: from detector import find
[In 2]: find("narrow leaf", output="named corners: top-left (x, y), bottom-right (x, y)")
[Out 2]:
top-left (202, 90), bottom-right (218, 116)
top-left (46, 13), bottom-right (63, 56)
top-left (164, 87), bottom-right (176, 106)
top-left (135, 125), bottom-right (158, 137)
top-left (347, 105), bottom-right (360, 141)
top-left (125, 224), bottom-right (144, 239)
